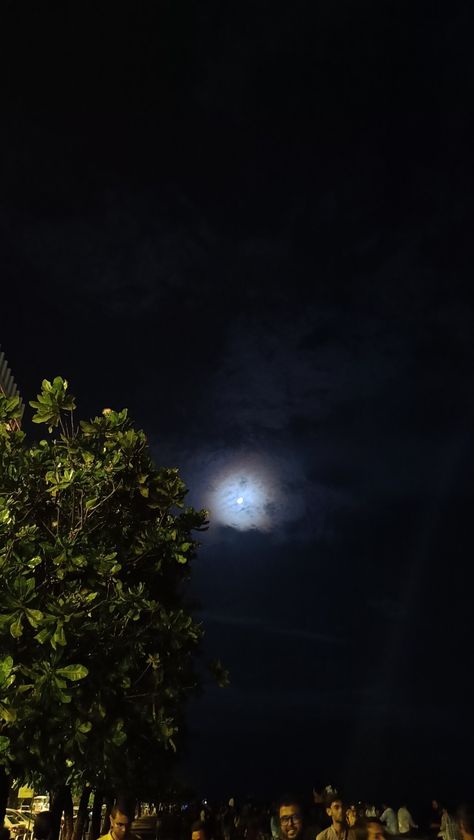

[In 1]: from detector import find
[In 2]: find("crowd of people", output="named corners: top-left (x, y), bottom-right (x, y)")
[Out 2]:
top-left (19, 791), bottom-right (474, 840)
top-left (180, 791), bottom-right (474, 840)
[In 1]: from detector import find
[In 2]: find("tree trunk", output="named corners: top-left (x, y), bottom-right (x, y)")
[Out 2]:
top-left (63, 786), bottom-right (74, 840)
top-left (90, 790), bottom-right (103, 840)
top-left (100, 795), bottom-right (113, 837)
top-left (72, 787), bottom-right (92, 840)
top-left (51, 786), bottom-right (70, 840)
top-left (7, 784), bottom-right (18, 809)
top-left (0, 769), bottom-right (9, 826)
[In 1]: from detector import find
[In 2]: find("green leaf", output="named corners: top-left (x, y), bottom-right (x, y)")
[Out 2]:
top-left (22, 577), bottom-right (35, 598)
top-left (10, 614), bottom-right (23, 638)
top-left (57, 691), bottom-right (72, 704)
top-left (0, 613), bottom-right (15, 627)
top-left (32, 413), bottom-right (53, 424)
top-left (0, 736), bottom-right (10, 753)
top-left (34, 628), bottom-right (50, 645)
top-left (112, 729), bottom-right (127, 747)
top-left (180, 542), bottom-right (192, 552)
top-left (56, 664), bottom-right (89, 681)
top-left (0, 703), bottom-right (16, 723)
top-left (52, 623), bottom-right (66, 648)
top-left (25, 608), bottom-right (44, 628)
top-left (0, 656), bottom-right (14, 682)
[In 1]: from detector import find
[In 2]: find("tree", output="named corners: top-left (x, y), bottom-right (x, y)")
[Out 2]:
top-left (0, 378), bottom-right (216, 835)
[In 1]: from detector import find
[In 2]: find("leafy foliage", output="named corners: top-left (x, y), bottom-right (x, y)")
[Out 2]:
top-left (0, 378), bottom-right (209, 794)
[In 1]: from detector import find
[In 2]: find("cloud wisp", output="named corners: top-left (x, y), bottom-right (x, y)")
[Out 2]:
top-left (199, 610), bottom-right (347, 646)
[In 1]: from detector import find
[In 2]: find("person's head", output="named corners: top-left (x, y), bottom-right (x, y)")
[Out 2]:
top-left (279, 797), bottom-right (303, 840)
top-left (325, 794), bottom-right (344, 827)
top-left (457, 805), bottom-right (474, 840)
top-left (0, 828), bottom-right (10, 840)
top-left (354, 819), bottom-right (385, 840)
top-left (34, 812), bottom-right (53, 840)
top-left (110, 805), bottom-right (133, 840)
top-left (432, 801), bottom-right (440, 811)
top-left (191, 821), bottom-right (206, 840)
top-left (346, 806), bottom-right (357, 828)
top-left (366, 821), bottom-right (385, 840)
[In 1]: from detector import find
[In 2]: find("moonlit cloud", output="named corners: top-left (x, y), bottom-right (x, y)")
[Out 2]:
top-left (177, 447), bottom-right (342, 538)
top-left (205, 456), bottom-right (280, 531)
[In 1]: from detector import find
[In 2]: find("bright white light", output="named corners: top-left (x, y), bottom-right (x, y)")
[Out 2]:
top-left (205, 455), bottom-right (281, 531)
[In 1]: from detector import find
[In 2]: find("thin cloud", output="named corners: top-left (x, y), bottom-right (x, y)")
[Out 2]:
top-left (199, 610), bottom-right (347, 646)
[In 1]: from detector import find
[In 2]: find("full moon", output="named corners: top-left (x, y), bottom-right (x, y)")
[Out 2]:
top-left (205, 455), bottom-right (282, 531)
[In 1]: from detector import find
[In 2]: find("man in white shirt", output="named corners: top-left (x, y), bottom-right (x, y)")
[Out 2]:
top-left (398, 805), bottom-right (417, 836)
top-left (380, 805), bottom-right (398, 836)
top-left (439, 807), bottom-right (461, 840)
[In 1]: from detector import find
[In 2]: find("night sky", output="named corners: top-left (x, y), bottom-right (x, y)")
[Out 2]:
top-left (2, 0), bottom-right (474, 808)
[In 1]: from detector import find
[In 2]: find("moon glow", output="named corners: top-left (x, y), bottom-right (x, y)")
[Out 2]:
top-left (205, 456), bottom-right (281, 531)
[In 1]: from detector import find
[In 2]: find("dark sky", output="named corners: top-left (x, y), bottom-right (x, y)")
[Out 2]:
top-left (2, 0), bottom-right (474, 807)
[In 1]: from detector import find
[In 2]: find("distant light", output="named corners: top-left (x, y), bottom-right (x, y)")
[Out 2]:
top-left (236, 496), bottom-right (244, 505)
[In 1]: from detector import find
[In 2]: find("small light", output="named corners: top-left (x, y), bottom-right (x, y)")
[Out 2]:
top-left (236, 496), bottom-right (244, 505)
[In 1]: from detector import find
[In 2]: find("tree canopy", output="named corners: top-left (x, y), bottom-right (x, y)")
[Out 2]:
top-left (0, 377), bottom-right (216, 802)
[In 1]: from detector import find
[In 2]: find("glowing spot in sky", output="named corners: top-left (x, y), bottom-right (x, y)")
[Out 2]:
top-left (205, 455), bottom-right (282, 531)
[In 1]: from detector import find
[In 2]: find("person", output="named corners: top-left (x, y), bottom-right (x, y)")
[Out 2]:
top-left (429, 801), bottom-right (442, 837)
top-left (192, 821), bottom-right (207, 840)
top-left (439, 806), bottom-right (461, 840)
top-left (380, 806), bottom-right (398, 836)
top-left (308, 786), bottom-right (329, 837)
top-left (354, 819), bottom-right (386, 840)
top-left (222, 800), bottom-right (238, 840)
top-left (270, 805), bottom-right (280, 840)
top-left (0, 829), bottom-right (11, 840)
top-left (397, 805), bottom-right (417, 836)
top-left (98, 804), bottom-right (138, 840)
top-left (346, 808), bottom-right (357, 829)
top-left (279, 797), bottom-right (304, 840)
top-left (316, 792), bottom-right (349, 840)
top-left (457, 804), bottom-right (474, 840)
top-left (33, 812), bottom-right (52, 840)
